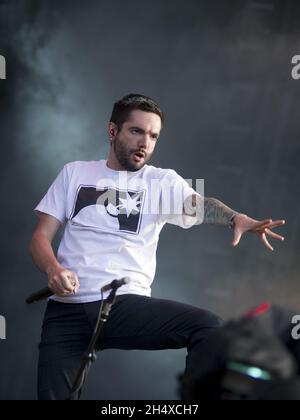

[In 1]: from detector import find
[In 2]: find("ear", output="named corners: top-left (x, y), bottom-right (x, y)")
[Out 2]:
top-left (108, 122), bottom-right (118, 143)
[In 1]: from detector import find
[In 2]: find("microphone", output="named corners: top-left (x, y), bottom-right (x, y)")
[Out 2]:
top-left (26, 287), bottom-right (53, 304)
top-left (101, 277), bottom-right (130, 293)
top-left (26, 277), bottom-right (130, 305)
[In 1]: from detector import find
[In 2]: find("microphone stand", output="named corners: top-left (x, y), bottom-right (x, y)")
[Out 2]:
top-left (66, 286), bottom-right (119, 400)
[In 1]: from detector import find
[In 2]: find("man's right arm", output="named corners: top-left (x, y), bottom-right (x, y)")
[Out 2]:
top-left (29, 213), bottom-right (80, 295)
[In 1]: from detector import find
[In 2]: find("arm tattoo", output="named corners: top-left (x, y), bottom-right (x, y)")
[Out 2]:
top-left (183, 194), bottom-right (239, 227)
top-left (203, 197), bottom-right (239, 227)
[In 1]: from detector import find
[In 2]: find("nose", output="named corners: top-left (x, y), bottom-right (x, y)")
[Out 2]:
top-left (138, 134), bottom-right (149, 149)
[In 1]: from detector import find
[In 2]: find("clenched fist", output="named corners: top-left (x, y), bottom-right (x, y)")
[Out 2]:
top-left (46, 264), bottom-right (80, 296)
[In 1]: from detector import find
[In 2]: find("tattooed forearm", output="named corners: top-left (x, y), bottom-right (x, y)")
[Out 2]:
top-left (183, 194), bottom-right (239, 227)
top-left (203, 197), bottom-right (239, 226)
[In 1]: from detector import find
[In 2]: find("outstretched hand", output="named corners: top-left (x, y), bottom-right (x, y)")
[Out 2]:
top-left (232, 214), bottom-right (285, 251)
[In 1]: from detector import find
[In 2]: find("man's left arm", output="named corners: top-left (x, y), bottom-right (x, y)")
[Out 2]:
top-left (184, 194), bottom-right (285, 252)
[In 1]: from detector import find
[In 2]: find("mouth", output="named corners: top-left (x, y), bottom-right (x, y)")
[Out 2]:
top-left (133, 151), bottom-right (146, 162)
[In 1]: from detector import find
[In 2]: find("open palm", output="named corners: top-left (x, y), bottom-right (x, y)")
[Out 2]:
top-left (232, 214), bottom-right (285, 251)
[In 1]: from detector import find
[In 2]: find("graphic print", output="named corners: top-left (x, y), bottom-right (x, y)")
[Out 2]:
top-left (71, 186), bottom-right (146, 234)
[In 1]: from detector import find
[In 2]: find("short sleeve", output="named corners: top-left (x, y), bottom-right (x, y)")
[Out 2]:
top-left (159, 169), bottom-right (202, 229)
top-left (33, 165), bottom-right (69, 224)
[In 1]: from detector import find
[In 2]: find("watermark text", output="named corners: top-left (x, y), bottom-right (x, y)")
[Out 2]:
top-left (0, 315), bottom-right (6, 340)
top-left (292, 315), bottom-right (300, 340)
top-left (0, 55), bottom-right (6, 80)
top-left (291, 55), bottom-right (300, 80)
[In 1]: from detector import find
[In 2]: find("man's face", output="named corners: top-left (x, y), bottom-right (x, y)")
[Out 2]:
top-left (111, 109), bottom-right (162, 172)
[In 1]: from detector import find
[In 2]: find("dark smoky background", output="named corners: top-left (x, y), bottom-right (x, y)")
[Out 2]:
top-left (0, 0), bottom-right (300, 400)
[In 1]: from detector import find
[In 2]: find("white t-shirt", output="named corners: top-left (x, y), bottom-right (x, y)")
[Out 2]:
top-left (34, 159), bottom-right (201, 303)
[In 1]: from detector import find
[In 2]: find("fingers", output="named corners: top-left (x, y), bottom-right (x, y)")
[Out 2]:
top-left (232, 230), bottom-right (242, 247)
top-left (63, 272), bottom-right (80, 294)
top-left (49, 270), bottom-right (80, 296)
top-left (48, 277), bottom-right (67, 295)
top-left (72, 273), bottom-right (80, 293)
top-left (258, 218), bottom-right (273, 225)
top-left (253, 219), bottom-right (273, 229)
top-left (232, 215), bottom-right (285, 251)
top-left (265, 228), bottom-right (285, 242)
top-left (253, 219), bottom-right (285, 232)
top-left (264, 220), bottom-right (285, 229)
top-left (261, 232), bottom-right (274, 252)
top-left (61, 272), bottom-right (75, 293)
top-left (252, 219), bottom-right (273, 232)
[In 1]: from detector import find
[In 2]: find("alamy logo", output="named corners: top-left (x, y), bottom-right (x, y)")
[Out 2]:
top-left (0, 315), bottom-right (6, 340)
top-left (70, 176), bottom-right (204, 235)
top-left (291, 315), bottom-right (300, 340)
top-left (0, 55), bottom-right (6, 80)
top-left (291, 55), bottom-right (300, 80)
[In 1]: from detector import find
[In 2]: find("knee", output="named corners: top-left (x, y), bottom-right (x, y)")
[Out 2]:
top-left (188, 310), bottom-right (224, 344)
top-left (187, 312), bottom-right (223, 351)
top-left (203, 311), bottom-right (224, 330)
top-left (211, 313), bottom-right (224, 329)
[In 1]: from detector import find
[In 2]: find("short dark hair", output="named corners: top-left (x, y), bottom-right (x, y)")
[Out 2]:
top-left (109, 93), bottom-right (164, 131)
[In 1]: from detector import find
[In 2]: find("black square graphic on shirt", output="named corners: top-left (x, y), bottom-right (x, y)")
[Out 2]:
top-left (71, 186), bottom-right (146, 234)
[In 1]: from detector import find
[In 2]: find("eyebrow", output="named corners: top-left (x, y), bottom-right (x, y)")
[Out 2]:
top-left (129, 126), bottom-right (159, 137)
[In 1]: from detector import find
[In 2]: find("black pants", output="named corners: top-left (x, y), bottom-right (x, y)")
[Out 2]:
top-left (38, 294), bottom-right (223, 400)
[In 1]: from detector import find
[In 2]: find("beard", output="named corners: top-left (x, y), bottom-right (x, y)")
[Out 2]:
top-left (113, 135), bottom-right (150, 172)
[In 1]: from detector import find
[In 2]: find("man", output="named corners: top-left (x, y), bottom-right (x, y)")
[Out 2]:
top-left (29, 93), bottom-right (285, 400)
